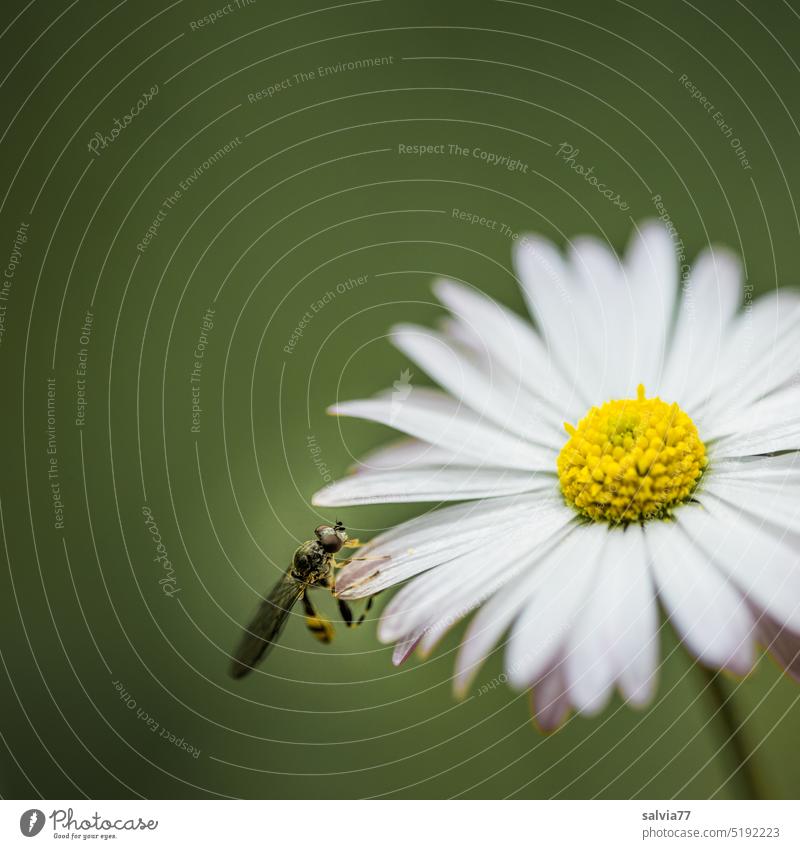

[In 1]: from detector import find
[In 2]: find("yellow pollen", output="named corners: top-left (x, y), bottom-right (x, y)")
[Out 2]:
top-left (557, 384), bottom-right (707, 524)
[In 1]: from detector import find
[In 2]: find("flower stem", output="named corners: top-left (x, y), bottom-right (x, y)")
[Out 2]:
top-left (698, 664), bottom-right (761, 799)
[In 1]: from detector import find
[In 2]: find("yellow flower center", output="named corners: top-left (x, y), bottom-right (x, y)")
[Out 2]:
top-left (557, 385), bottom-right (707, 524)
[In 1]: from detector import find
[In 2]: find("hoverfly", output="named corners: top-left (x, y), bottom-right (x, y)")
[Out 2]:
top-left (229, 521), bottom-right (378, 678)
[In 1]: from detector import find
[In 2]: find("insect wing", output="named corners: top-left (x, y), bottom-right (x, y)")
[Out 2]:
top-left (230, 574), bottom-right (304, 678)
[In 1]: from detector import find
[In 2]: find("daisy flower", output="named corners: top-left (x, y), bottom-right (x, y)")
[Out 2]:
top-left (312, 222), bottom-right (800, 731)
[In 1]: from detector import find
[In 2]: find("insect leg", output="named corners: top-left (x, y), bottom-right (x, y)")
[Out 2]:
top-left (335, 554), bottom-right (390, 568)
top-left (302, 592), bottom-right (334, 643)
top-left (337, 594), bottom-right (375, 628)
top-left (337, 597), bottom-right (353, 626)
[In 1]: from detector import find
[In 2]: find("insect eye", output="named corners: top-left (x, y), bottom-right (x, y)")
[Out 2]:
top-left (321, 534), bottom-right (343, 553)
top-left (315, 524), bottom-right (343, 553)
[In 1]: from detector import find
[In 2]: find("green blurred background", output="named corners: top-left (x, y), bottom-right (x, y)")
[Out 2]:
top-left (1, 0), bottom-right (799, 799)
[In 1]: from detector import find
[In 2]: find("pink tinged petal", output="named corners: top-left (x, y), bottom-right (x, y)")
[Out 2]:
top-left (379, 496), bottom-right (575, 645)
top-left (754, 608), bottom-right (800, 682)
top-left (312, 466), bottom-right (552, 506)
top-left (328, 387), bottom-right (553, 471)
top-left (392, 629), bottom-right (424, 666)
top-left (452, 523), bottom-right (579, 697)
top-left (679, 496), bottom-right (800, 633)
top-left (565, 525), bottom-right (657, 714)
top-left (646, 517), bottom-right (756, 675)
top-left (335, 493), bottom-right (541, 599)
top-left (432, 277), bottom-right (581, 418)
top-left (532, 661), bottom-right (572, 733)
top-left (506, 523), bottom-right (609, 689)
top-left (623, 221), bottom-right (678, 390)
top-left (659, 247), bottom-right (742, 412)
top-left (416, 616), bottom-right (457, 657)
top-left (389, 323), bottom-right (565, 448)
top-left (513, 234), bottom-right (594, 406)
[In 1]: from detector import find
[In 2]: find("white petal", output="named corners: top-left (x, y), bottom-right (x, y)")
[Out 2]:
top-left (705, 454), bottom-right (800, 533)
top-left (329, 388), bottom-right (553, 471)
top-left (432, 278), bottom-right (581, 417)
top-left (623, 221), bottom-right (678, 389)
top-left (568, 236), bottom-right (636, 400)
top-left (563, 553), bottom-right (619, 715)
top-left (679, 496), bottom-right (800, 632)
top-left (610, 526), bottom-right (660, 706)
top-left (704, 290), bottom-right (800, 418)
top-left (436, 316), bottom-right (570, 437)
top-left (313, 466), bottom-right (552, 506)
top-left (513, 234), bottom-right (594, 404)
top-left (506, 523), bottom-right (608, 688)
top-left (452, 523), bottom-right (577, 695)
top-left (390, 323), bottom-right (564, 447)
top-left (378, 494), bottom-right (574, 644)
top-left (705, 386), bottom-right (800, 457)
top-left (708, 451), bottom-right (800, 484)
top-left (335, 493), bottom-right (542, 599)
top-left (565, 525), bottom-right (657, 713)
top-left (353, 439), bottom-right (463, 472)
top-left (659, 247), bottom-right (742, 411)
top-left (647, 515), bottom-right (755, 674)
top-left (701, 473), bottom-right (800, 536)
